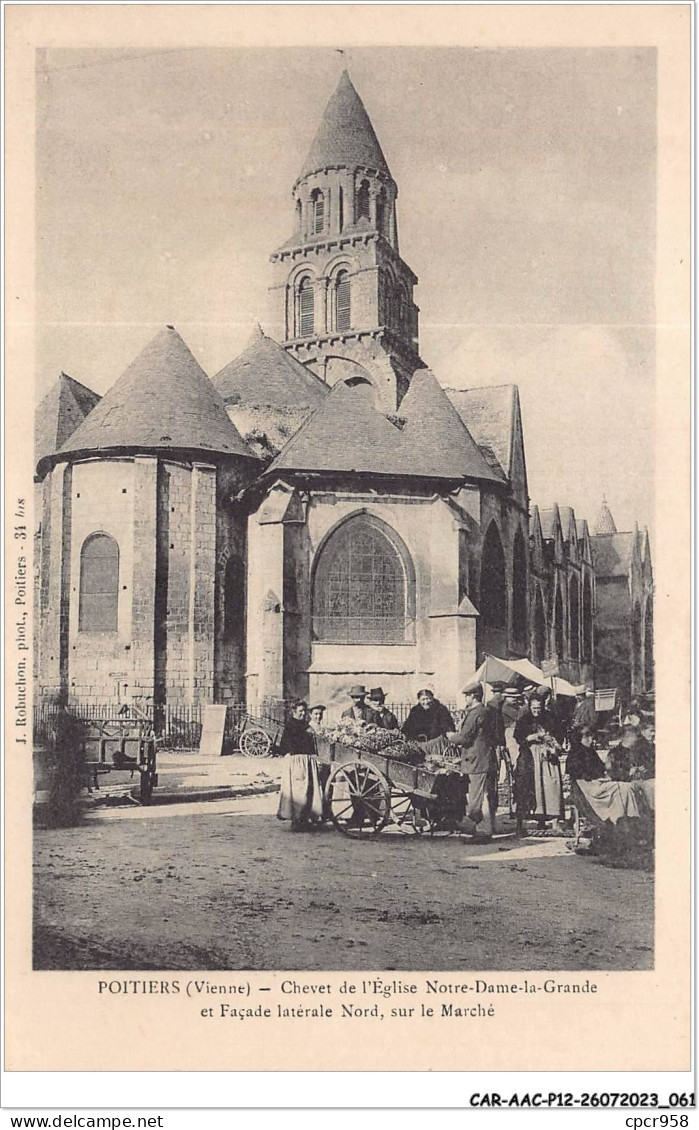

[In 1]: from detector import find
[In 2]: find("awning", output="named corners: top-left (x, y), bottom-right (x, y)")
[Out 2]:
top-left (470, 655), bottom-right (582, 697)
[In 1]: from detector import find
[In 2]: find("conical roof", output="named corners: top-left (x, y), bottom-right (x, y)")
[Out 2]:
top-left (267, 374), bottom-right (505, 483)
top-left (35, 372), bottom-right (101, 469)
top-left (268, 381), bottom-right (411, 477)
top-left (594, 496), bottom-right (617, 535)
top-left (213, 325), bottom-right (329, 408)
top-left (399, 369), bottom-right (504, 483)
top-left (299, 71), bottom-right (390, 182)
top-left (55, 326), bottom-right (254, 463)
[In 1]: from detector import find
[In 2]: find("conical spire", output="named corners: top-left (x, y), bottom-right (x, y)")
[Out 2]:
top-left (54, 326), bottom-right (254, 462)
top-left (269, 381), bottom-right (411, 476)
top-left (299, 70), bottom-right (390, 182)
top-left (213, 329), bottom-right (329, 409)
top-left (594, 495), bottom-right (617, 535)
top-left (399, 369), bottom-right (504, 483)
top-left (35, 372), bottom-right (101, 469)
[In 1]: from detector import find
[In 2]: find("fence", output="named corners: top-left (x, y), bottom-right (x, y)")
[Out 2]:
top-left (34, 698), bottom-right (289, 752)
top-left (34, 698), bottom-right (460, 751)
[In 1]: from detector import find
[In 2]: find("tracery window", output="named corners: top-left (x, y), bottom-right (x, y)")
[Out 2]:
top-left (79, 533), bottom-right (119, 632)
top-left (313, 516), bottom-right (412, 644)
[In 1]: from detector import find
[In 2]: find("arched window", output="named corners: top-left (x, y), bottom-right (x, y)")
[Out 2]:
top-left (480, 523), bottom-right (507, 630)
top-left (554, 585), bottom-right (564, 658)
top-left (295, 198), bottom-right (302, 231)
top-left (295, 276), bottom-right (314, 337)
top-left (583, 575), bottom-right (593, 659)
top-left (533, 588), bottom-right (547, 666)
top-left (311, 189), bottom-right (325, 235)
top-left (569, 574), bottom-right (580, 659)
top-left (338, 187), bottom-right (344, 232)
top-left (357, 179), bottom-right (370, 221)
top-left (333, 269), bottom-right (351, 332)
top-left (313, 515), bottom-right (412, 644)
top-left (79, 533), bottom-right (119, 632)
top-left (512, 529), bottom-right (528, 644)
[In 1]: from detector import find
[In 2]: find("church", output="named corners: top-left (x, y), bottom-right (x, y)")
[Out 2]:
top-left (33, 71), bottom-right (652, 718)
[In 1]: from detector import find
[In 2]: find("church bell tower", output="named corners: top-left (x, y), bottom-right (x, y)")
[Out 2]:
top-left (269, 71), bottom-right (424, 411)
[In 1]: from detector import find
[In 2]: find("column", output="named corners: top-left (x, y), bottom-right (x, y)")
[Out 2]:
top-left (130, 456), bottom-right (158, 700)
top-left (188, 463), bottom-right (217, 704)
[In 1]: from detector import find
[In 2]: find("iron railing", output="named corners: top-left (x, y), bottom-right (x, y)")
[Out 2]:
top-left (34, 698), bottom-right (460, 750)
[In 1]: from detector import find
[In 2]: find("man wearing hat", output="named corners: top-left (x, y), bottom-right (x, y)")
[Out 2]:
top-left (341, 685), bottom-right (374, 724)
top-left (446, 682), bottom-right (498, 838)
top-left (572, 686), bottom-right (597, 731)
top-left (367, 688), bottom-right (399, 731)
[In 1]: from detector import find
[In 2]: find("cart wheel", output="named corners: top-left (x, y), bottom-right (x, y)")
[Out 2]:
top-left (326, 760), bottom-right (391, 836)
top-left (240, 727), bottom-right (273, 758)
top-left (389, 790), bottom-right (417, 832)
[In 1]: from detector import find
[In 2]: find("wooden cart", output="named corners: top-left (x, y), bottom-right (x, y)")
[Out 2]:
top-left (237, 713), bottom-right (284, 758)
top-left (315, 735), bottom-right (468, 837)
top-left (78, 705), bottom-right (159, 803)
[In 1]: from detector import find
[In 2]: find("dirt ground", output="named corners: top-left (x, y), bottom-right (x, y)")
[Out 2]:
top-left (33, 790), bottom-right (654, 972)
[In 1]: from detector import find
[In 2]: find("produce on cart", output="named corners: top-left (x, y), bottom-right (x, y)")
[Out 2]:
top-left (314, 720), bottom-right (469, 837)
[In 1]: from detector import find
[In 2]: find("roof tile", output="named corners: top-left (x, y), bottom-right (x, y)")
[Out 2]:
top-left (55, 326), bottom-right (254, 463)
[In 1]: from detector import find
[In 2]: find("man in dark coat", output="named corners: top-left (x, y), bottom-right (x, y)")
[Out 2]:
top-left (341, 685), bottom-right (374, 724)
top-left (446, 682), bottom-right (498, 838)
top-left (402, 689), bottom-right (455, 742)
top-left (367, 687), bottom-right (399, 731)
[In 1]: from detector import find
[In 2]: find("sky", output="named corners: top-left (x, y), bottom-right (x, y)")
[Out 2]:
top-left (36, 45), bottom-right (656, 533)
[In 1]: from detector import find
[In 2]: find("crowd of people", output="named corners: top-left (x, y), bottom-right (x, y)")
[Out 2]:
top-left (274, 680), bottom-right (656, 846)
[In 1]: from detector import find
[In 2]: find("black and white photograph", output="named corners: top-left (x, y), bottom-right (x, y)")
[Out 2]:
top-left (28, 39), bottom-right (665, 978)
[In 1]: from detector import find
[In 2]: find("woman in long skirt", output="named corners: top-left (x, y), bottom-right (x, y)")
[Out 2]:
top-left (513, 694), bottom-right (565, 833)
top-left (276, 701), bottom-right (324, 830)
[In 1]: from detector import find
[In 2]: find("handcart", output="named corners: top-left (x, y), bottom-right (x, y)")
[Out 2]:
top-left (237, 713), bottom-right (284, 758)
top-left (77, 704), bottom-right (159, 803)
top-left (315, 734), bottom-right (468, 837)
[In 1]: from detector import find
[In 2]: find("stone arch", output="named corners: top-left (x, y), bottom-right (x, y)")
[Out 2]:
top-left (310, 187), bottom-right (325, 235)
top-left (294, 273), bottom-right (315, 338)
top-left (356, 178), bottom-right (370, 221)
top-left (512, 527), bottom-right (528, 647)
top-left (480, 522), bottom-right (507, 627)
top-left (312, 511), bottom-right (415, 645)
top-left (327, 260), bottom-right (353, 333)
top-left (323, 356), bottom-right (374, 390)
